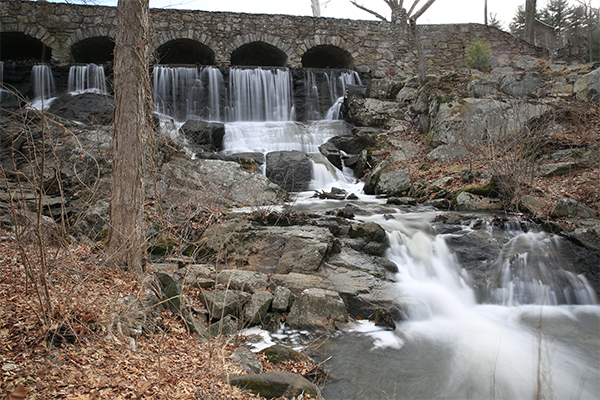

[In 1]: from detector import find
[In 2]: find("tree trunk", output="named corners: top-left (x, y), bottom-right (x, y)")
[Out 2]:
top-left (410, 20), bottom-right (427, 85)
top-left (525, 0), bottom-right (537, 44)
top-left (107, 0), bottom-right (151, 273)
top-left (484, 0), bottom-right (488, 25)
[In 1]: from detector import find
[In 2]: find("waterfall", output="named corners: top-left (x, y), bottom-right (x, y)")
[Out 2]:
top-left (0, 61), bottom-right (7, 101)
top-left (225, 68), bottom-right (294, 122)
top-left (67, 64), bottom-right (108, 95)
top-left (319, 212), bottom-right (599, 400)
top-left (303, 69), bottom-right (362, 121)
top-left (487, 230), bottom-right (597, 305)
top-left (30, 65), bottom-right (56, 110)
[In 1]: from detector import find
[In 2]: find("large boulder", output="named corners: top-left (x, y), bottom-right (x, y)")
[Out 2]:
top-left (346, 98), bottom-right (404, 128)
top-left (455, 192), bottom-right (502, 211)
top-left (161, 157), bottom-right (286, 206)
top-left (374, 170), bottom-right (412, 197)
top-left (216, 270), bottom-right (268, 293)
top-left (430, 99), bottom-right (551, 146)
top-left (499, 72), bottom-right (547, 97)
top-left (286, 288), bottom-right (348, 329)
top-left (199, 290), bottom-right (251, 320)
top-left (244, 290), bottom-right (274, 325)
top-left (48, 92), bottom-right (114, 125)
top-left (550, 199), bottom-right (596, 219)
top-left (363, 161), bottom-right (391, 195)
top-left (197, 221), bottom-right (334, 275)
top-left (426, 145), bottom-right (472, 163)
top-left (265, 151), bottom-right (312, 192)
top-left (228, 371), bottom-right (320, 399)
top-left (180, 120), bottom-right (225, 152)
top-left (573, 68), bottom-right (600, 102)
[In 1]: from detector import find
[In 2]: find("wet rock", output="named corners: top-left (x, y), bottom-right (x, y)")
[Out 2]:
top-left (569, 220), bottom-right (600, 254)
top-left (228, 371), bottom-right (320, 399)
top-left (48, 92), bottom-right (114, 125)
top-left (265, 151), bottom-right (312, 192)
top-left (318, 141), bottom-right (342, 169)
top-left (259, 344), bottom-right (312, 364)
top-left (216, 270), bottom-right (268, 293)
top-left (348, 222), bottom-right (389, 256)
top-left (372, 308), bottom-right (396, 330)
top-left (180, 120), bottom-right (225, 152)
top-left (286, 288), bottom-right (348, 330)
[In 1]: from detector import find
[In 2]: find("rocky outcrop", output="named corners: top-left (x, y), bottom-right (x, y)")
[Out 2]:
top-left (430, 98), bottom-right (551, 146)
top-left (48, 92), bottom-right (114, 125)
top-left (374, 170), bottom-right (412, 197)
top-left (228, 371), bottom-right (320, 399)
top-left (161, 156), bottom-right (286, 206)
top-left (574, 67), bottom-right (600, 102)
top-left (180, 120), bottom-right (225, 152)
top-left (286, 288), bottom-right (348, 330)
top-left (265, 151), bottom-right (313, 192)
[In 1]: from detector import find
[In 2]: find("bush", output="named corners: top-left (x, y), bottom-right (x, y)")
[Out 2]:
top-left (466, 37), bottom-right (492, 71)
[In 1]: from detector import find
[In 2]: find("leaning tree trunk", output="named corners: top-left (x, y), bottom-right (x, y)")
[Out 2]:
top-left (107, 0), bottom-right (152, 273)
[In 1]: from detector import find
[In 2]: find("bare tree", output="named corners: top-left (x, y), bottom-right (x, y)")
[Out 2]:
top-left (525, 0), bottom-right (537, 43)
top-left (107, 0), bottom-right (152, 273)
top-left (350, 0), bottom-right (436, 25)
top-left (312, 0), bottom-right (322, 17)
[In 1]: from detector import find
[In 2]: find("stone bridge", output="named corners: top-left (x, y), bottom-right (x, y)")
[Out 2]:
top-left (1, 0), bottom-right (545, 75)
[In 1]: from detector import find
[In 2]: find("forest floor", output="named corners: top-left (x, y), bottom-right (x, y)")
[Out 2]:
top-left (0, 237), bottom-right (317, 400)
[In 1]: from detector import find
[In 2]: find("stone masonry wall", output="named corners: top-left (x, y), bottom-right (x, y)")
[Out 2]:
top-left (1, 0), bottom-right (549, 76)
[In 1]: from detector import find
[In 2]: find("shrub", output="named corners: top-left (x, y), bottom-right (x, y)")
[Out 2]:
top-left (466, 37), bottom-right (492, 71)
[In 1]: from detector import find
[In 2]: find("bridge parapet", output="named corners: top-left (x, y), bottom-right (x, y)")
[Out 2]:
top-left (1, 0), bottom-right (546, 75)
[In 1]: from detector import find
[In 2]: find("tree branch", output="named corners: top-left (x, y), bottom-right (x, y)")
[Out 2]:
top-left (410, 0), bottom-right (437, 21)
top-left (350, 1), bottom-right (389, 22)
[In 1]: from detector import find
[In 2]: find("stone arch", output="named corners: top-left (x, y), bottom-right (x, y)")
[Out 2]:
top-left (152, 31), bottom-right (217, 62)
top-left (228, 34), bottom-right (293, 67)
top-left (0, 32), bottom-right (52, 62)
top-left (302, 45), bottom-right (354, 69)
top-left (71, 37), bottom-right (115, 64)
top-left (66, 27), bottom-right (116, 64)
top-left (230, 42), bottom-right (289, 67)
top-left (155, 39), bottom-right (215, 65)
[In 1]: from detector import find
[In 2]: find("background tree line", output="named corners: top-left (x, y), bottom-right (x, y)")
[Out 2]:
top-left (510, 0), bottom-right (599, 61)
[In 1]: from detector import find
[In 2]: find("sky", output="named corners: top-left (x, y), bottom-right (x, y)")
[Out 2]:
top-left (66, 1), bottom-right (596, 30)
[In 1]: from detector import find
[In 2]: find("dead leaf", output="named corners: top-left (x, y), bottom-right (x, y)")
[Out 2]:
top-left (8, 384), bottom-right (28, 400)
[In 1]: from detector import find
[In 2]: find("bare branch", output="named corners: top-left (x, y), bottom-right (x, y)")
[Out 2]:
top-left (409, 0), bottom-right (436, 21)
top-left (350, 1), bottom-right (390, 22)
top-left (407, 0), bottom-right (421, 17)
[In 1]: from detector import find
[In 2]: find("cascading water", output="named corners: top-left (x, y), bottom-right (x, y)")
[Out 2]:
top-left (317, 212), bottom-right (599, 399)
top-left (30, 64), bottom-right (56, 109)
top-left (225, 67), bottom-right (295, 122)
top-left (152, 66), bottom-right (359, 189)
top-left (304, 70), bottom-right (361, 120)
top-left (67, 64), bottom-right (108, 95)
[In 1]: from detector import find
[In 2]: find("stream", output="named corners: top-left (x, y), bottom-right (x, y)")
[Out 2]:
top-left (21, 63), bottom-right (597, 399)
top-left (150, 64), bottom-right (599, 400)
